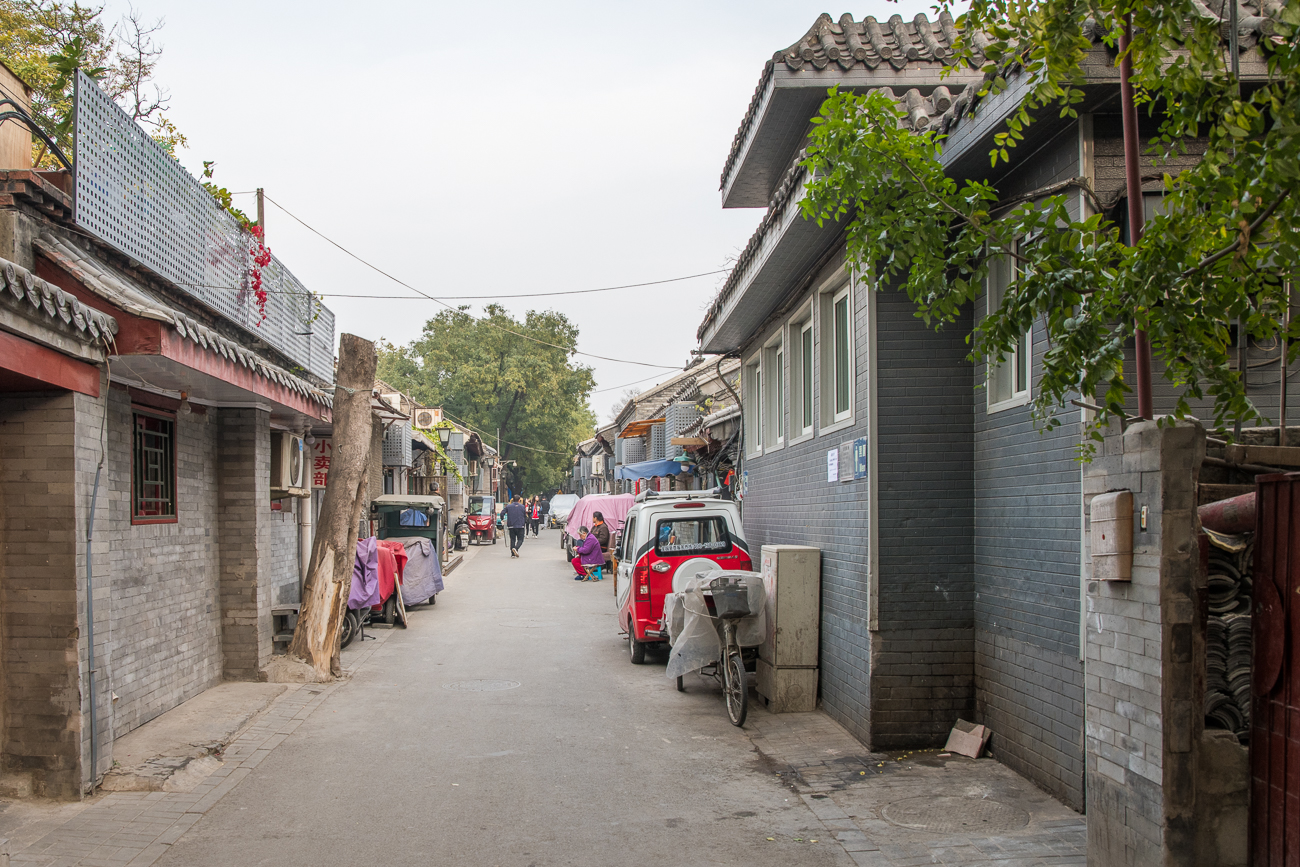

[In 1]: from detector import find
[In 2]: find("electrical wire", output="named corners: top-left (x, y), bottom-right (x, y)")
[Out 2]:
top-left (261, 194), bottom-right (683, 371)
top-left (590, 372), bottom-right (671, 395)
top-left (170, 269), bottom-right (727, 302)
top-left (440, 409), bottom-right (575, 457)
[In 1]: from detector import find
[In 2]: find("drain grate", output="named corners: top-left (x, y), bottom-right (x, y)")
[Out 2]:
top-left (442, 680), bottom-right (521, 692)
top-left (881, 796), bottom-right (1029, 834)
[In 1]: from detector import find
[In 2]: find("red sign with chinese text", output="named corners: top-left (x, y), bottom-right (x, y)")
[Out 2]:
top-left (312, 438), bottom-right (332, 489)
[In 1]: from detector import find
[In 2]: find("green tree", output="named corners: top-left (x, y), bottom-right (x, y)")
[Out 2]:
top-left (378, 305), bottom-right (596, 494)
top-left (0, 1), bottom-right (185, 167)
top-left (800, 0), bottom-right (1300, 449)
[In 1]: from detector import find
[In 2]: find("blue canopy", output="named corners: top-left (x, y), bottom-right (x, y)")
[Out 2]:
top-left (617, 459), bottom-right (689, 481)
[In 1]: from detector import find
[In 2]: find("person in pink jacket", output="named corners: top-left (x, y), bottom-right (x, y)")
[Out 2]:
top-left (571, 526), bottom-right (604, 581)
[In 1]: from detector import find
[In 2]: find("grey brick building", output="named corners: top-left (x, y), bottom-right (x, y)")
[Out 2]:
top-left (699, 10), bottom-right (1282, 817)
top-left (0, 66), bottom-right (335, 797)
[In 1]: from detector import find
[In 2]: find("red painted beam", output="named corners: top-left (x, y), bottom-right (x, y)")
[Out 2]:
top-left (0, 329), bottom-right (100, 396)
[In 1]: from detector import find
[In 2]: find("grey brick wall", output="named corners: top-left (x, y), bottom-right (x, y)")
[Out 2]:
top-left (101, 386), bottom-right (222, 738)
top-left (1083, 419), bottom-right (1204, 866)
top-left (872, 288), bottom-right (975, 748)
top-left (971, 127), bottom-right (1088, 810)
top-left (0, 390), bottom-right (85, 797)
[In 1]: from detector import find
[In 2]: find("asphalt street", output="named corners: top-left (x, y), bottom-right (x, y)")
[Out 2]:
top-left (154, 528), bottom-right (846, 867)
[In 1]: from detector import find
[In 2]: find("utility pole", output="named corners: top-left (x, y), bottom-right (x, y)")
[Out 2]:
top-left (256, 187), bottom-right (265, 234)
top-left (1119, 15), bottom-right (1153, 420)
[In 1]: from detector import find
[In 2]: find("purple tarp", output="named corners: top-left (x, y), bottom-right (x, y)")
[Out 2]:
top-left (349, 537), bottom-right (380, 610)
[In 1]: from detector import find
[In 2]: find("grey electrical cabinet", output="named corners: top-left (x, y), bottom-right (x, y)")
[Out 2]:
top-left (756, 544), bottom-right (821, 712)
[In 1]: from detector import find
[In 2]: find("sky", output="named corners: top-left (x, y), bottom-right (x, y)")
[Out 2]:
top-left (98, 0), bottom-right (943, 421)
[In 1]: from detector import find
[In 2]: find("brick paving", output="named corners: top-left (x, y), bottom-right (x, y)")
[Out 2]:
top-left (3, 629), bottom-right (393, 867)
top-left (745, 708), bottom-right (1087, 866)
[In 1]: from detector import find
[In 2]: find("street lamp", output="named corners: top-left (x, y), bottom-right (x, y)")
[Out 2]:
top-left (437, 426), bottom-right (451, 448)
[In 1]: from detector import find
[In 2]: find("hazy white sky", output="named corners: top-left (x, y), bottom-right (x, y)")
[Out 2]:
top-left (99, 0), bottom-right (940, 416)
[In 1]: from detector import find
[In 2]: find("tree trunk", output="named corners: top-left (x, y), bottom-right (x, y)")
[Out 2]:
top-left (288, 333), bottom-right (376, 679)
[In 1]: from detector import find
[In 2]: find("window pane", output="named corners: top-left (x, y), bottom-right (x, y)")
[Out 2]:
top-left (775, 349), bottom-right (783, 440)
top-left (801, 326), bottom-right (813, 430)
top-left (834, 295), bottom-right (850, 415)
top-left (754, 367), bottom-right (761, 447)
top-left (655, 516), bottom-right (731, 556)
top-left (1016, 330), bottom-right (1030, 393)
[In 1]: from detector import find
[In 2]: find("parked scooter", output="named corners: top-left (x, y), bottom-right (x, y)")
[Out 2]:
top-left (452, 514), bottom-right (470, 551)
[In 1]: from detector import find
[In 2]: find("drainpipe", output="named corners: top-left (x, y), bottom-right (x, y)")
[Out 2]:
top-left (298, 489), bottom-right (313, 602)
top-left (85, 351), bottom-right (111, 793)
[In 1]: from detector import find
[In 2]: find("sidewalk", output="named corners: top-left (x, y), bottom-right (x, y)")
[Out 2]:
top-left (0, 629), bottom-right (394, 867)
top-left (744, 707), bottom-right (1086, 866)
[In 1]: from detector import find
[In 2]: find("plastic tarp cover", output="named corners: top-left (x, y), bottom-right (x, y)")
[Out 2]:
top-left (398, 537), bottom-right (444, 605)
top-left (564, 493), bottom-right (636, 540)
top-left (616, 459), bottom-right (686, 481)
top-left (664, 571), bottom-right (766, 680)
top-left (349, 537), bottom-right (380, 610)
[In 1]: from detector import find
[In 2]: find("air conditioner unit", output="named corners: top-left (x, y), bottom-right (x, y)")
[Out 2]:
top-left (271, 432), bottom-right (308, 498)
top-left (413, 407), bottom-right (441, 429)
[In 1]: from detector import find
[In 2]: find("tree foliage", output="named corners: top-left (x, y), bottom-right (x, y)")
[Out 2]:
top-left (0, 1), bottom-right (184, 167)
top-left (377, 305), bottom-right (596, 494)
top-left (801, 0), bottom-right (1300, 448)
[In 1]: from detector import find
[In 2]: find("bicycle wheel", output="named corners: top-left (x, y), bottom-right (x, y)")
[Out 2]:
top-left (724, 651), bottom-right (748, 727)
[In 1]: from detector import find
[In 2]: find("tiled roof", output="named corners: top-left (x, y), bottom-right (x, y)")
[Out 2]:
top-left (36, 233), bottom-right (332, 409)
top-left (774, 11), bottom-right (969, 73)
top-left (722, 11), bottom-right (974, 192)
top-left (0, 254), bottom-right (118, 344)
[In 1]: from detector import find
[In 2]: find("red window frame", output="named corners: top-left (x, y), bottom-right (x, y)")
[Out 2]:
top-left (131, 406), bottom-right (178, 524)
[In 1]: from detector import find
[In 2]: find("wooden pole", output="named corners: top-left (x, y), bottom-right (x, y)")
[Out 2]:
top-left (288, 333), bottom-right (376, 678)
top-left (256, 187), bottom-right (264, 234)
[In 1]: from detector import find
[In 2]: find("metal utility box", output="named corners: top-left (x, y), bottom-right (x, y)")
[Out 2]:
top-left (756, 545), bottom-right (820, 712)
top-left (1090, 489), bottom-right (1133, 581)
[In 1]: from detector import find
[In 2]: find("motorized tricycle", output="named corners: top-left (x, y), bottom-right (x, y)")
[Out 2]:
top-left (465, 495), bottom-right (497, 545)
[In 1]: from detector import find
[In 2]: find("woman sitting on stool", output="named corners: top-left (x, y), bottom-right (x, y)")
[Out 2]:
top-left (571, 526), bottom-right (604, 581)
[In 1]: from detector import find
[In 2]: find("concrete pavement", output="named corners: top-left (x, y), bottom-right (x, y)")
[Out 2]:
top-left (2, 527), bottom-right (1085, 866)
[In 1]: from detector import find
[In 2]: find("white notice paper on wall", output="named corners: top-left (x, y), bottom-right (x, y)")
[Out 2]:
top-left (827, 448), bottom-right (839, 483)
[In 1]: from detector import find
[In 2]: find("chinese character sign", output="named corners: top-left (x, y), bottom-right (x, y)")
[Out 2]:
top-left (312, 438), bottom-right (332, 489)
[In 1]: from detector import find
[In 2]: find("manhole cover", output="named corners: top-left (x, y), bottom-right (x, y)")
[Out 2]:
top-left (442, 680), bottom-right (521, 692)
top-left (881, 796), bottom-right (1029, 834)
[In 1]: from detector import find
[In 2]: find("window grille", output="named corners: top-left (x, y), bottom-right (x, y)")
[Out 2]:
top-left (132, 411), bottom-right (176, 522)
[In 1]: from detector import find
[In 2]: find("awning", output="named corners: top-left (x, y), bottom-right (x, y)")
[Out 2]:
top-left (617, 459), bottom-right (689, 480)
top-left (618, 418), bottom-right (665, 439)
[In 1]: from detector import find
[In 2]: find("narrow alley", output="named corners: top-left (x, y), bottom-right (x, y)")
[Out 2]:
top-left (1, 531), bottom-right (1083, 867)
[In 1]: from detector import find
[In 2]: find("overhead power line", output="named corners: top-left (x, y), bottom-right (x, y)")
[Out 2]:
top-left (262, 194), bottom-right (684, 371)
top-left (440, 409), bottom-right (575, 456)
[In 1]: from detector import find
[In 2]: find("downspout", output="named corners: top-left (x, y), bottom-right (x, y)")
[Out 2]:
top-left (298, 432), bottom-right (313, 601)
top-left (85, 343), bottom-right (112, 793)
top-left (716, 355), bottom-right (743, 505)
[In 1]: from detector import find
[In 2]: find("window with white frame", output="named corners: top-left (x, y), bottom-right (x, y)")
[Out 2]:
top-left (819, 280), bottom-right (854, 428)
top-left (986, 253), bottom-right (1031, 410)
top-left (790, 314), bottom-right (814, 439)
top-left (762, 336), bottom-right (784, 449)
top-left (744, 355), bottom-right (763, 456)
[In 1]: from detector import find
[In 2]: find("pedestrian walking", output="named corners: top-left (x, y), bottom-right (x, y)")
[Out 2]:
top-left (504, 496), bottom-right (528, 558)
top-left (571, 525), bottom-right (604, 580)
top-left (592, 511), bottom-right (613, 575)
top-left (528, 497), bottom-right (541, 536)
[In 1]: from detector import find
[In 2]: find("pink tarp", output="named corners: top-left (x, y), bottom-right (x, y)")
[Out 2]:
top-left (565, 493), bottom-right (636, 540)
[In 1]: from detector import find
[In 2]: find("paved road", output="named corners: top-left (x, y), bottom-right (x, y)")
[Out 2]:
top-left (156, 529), bottom-right (846, 867)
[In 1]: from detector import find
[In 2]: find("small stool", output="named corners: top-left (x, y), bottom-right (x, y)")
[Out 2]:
top-left (583, 564), bottom-right (602, 581)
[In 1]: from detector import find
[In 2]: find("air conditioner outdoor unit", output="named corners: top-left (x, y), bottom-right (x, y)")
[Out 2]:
top-left (413, 407), bottom-right (441, 429)
top-left (271, 432), bottom-right (308, 498)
